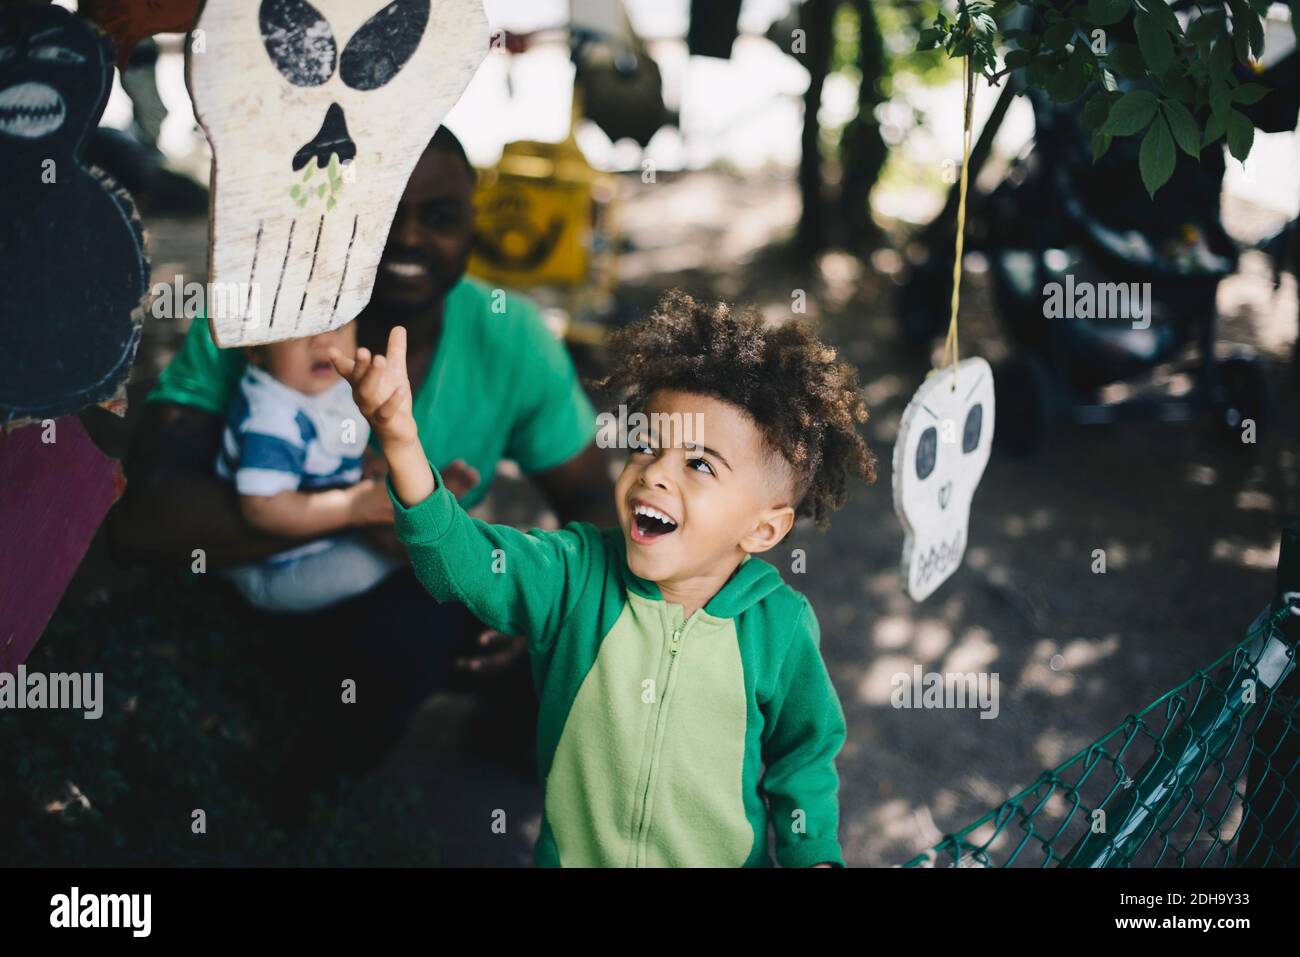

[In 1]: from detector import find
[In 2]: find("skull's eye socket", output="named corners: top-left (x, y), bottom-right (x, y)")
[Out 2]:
top-left (915, 426), bottom-right (937, 481)
top-left (260, 0), bottom-right (338, 87)
top-left (340, 0), bottom-right (431, 91)
top-left (30, 45), bottom-right (85, 65)
top-left (962, 404), bottom-right (983, 454)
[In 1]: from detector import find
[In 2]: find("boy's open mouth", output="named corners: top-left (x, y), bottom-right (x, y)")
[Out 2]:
top-left (631, 502), bottom-right (678, 544)
top-left (311, 359), bottom-right (335, 376)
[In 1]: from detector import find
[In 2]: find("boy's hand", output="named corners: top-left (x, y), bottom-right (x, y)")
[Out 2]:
top-left (330, 326), bottom-right (433, 509)
top-left (329, 326), bottom-right (419, 452)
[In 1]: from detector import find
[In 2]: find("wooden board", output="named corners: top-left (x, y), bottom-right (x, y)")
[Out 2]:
top-left (81, 0), bottom-right (201, 69)
top-left (187, 0), bottom-right (489, 347)
top-left (892, 357), bottom-right (995, 601)
top-left (0, 4), bottom-right (149, 428)
top-left (0, 417), bottom-right (125, 673)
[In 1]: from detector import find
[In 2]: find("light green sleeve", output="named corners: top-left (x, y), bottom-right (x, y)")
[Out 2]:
top-left (501, 299), bottom-right (597, 474)
top-left (146, 315), bottom-right (245, 415)
top-left (760, 598), bottom-right (847, 868)
top-left (389, 460), bottom-right (599, 650)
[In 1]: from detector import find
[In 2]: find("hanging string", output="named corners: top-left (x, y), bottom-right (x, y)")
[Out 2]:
top-left (941, 53), bottom-right (976, 391)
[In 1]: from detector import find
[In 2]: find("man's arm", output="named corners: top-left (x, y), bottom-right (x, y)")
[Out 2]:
top-left (533, 441), bottom-right (615, 527)
top-left (107, 402), bottom-right (309, 570)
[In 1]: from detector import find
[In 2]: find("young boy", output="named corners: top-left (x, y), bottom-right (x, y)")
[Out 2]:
top-left (215, 321), bottom-right (400, 612)
top-left (331, 291), bottom-right (877, 866)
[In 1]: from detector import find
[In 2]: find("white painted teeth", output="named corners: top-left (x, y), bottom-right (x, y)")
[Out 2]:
top-left (384, 262), bottom-right (425, 278)
top-left (634, 504), bottom-right (676, 526)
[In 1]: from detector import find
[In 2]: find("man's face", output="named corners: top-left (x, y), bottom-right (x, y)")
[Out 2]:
top-left (371, 147), bottom-right (476, 313)
top-left (614, 390), bottom-right (794, 585)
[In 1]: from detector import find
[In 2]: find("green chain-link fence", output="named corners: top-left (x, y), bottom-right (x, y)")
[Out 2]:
top-left (903, 600), bottom-right (1300, 868)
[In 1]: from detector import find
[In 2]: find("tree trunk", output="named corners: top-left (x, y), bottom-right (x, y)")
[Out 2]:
top-left (797, 0), bottom-right (835, 254)
top-left (839, 0), bottom-right (888, 249)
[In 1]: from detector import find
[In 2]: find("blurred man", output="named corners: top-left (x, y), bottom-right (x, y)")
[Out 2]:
top-left (111, 127), bottom-right (613, 821)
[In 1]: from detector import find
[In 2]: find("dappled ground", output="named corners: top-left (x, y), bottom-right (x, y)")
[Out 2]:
top-left (46, 166), bottom-right (1300, 867)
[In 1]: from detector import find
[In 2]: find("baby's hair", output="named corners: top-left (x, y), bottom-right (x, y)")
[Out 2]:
top-left (597, 290), bottom-right (877, 527)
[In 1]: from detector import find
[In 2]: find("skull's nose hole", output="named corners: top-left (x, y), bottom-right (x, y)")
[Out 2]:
top-left (292, 103), bottom-right (357, 171)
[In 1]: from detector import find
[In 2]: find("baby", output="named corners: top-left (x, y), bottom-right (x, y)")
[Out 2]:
top-left (332, 291), bottom-right (877, 866)
top-left (215, 321), bottom-right (400, 612)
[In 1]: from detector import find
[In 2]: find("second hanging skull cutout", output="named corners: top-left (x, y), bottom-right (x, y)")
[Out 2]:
top-left (892, 358), bottom-right (995, 602)
top-left (188, 0), bottom-right (489, 346)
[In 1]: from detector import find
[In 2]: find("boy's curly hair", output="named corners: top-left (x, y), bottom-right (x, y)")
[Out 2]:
top-left (597, 290), bottom-right (877, 526)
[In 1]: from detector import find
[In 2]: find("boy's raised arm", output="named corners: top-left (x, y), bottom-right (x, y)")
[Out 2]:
top-left (329, 327), bottom-right (594, 644)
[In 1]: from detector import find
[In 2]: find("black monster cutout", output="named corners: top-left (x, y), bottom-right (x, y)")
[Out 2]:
top-left (0, 5), bottom-right (148, 425)
top-left (260, 0), bottom-right (430, 170)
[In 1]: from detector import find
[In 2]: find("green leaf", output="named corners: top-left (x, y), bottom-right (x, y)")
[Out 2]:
top-left (303, 162), bottom-right (315, 181)
top-left (1228, 0), bottom-right (1251, 62)
top-left (1137, 0), bottom-right (1182, 35)
top-left (1157, 70), bottom-right (1194, 102)
top-left (1210, 34), bottom-right (1234, 74)
top-left (1209, 79), bottom-right (1231, 120)
top-left (1004, 48), bottom-right (1032, 68)
top-left (1160, 98), bottom-right (1200, 156)
top-left (1044, 21), bottom-right (1077, 48)
top-left (1083, 90), bottom-right (1116, 130)
top-left (1231, 82), bottom-right (1269, 105)
top-left (1088, 0), bottom-right (1131, 26)
top-left (1055, 42), bottom-right (1093, 101)
top-left (1102, 89), bottom-right (1159, 134)
top-left (1225, 108), bottom-right (1255, 161)
top-left (1135, 11), bottom-right (1174, 75)
top-left (1139, 113), bottom-right (1176, 197)
top-left (1108, 41), bottom-right (1147, 79)
top-left (1186, 9), bottom-right (1225, 46)
top-left (1202, 109), bottom-right (1227, 147)
top-left (1239, 0), bottom-right (1265, 57)
top-left (1092, 130), bottom-right (1114, 160)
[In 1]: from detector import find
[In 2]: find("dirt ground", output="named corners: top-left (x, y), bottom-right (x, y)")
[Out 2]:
top-left (81, 168), bottom-right (1300, 867)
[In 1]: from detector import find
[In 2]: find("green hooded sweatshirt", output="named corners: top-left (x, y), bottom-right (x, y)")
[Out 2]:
top-left (390, 462), bottom-right (848, 867)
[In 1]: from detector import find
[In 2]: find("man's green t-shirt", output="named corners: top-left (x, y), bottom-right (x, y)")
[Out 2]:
top-left (147, 277), bottom-right (597, 510)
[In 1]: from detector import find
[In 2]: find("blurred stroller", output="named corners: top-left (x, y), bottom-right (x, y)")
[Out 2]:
top-left (896, 3), bottom-right (1297, 455)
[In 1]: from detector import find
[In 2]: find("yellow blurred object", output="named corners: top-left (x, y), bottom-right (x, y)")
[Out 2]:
top-left (469, 137), bottom-right (605, 289)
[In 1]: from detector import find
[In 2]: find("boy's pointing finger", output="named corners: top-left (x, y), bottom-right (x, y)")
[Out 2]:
top-left (387, 325), bottom-right (408, 377)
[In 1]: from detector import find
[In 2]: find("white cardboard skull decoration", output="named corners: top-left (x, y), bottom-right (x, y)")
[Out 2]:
top-left (892, 357), bottom-right (995, 601)
top-left (187, 0), bottom-right (489, 346)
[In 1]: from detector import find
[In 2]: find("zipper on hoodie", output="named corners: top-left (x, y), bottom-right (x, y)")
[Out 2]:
top-left (631, 606), bottom-right (698, 866)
